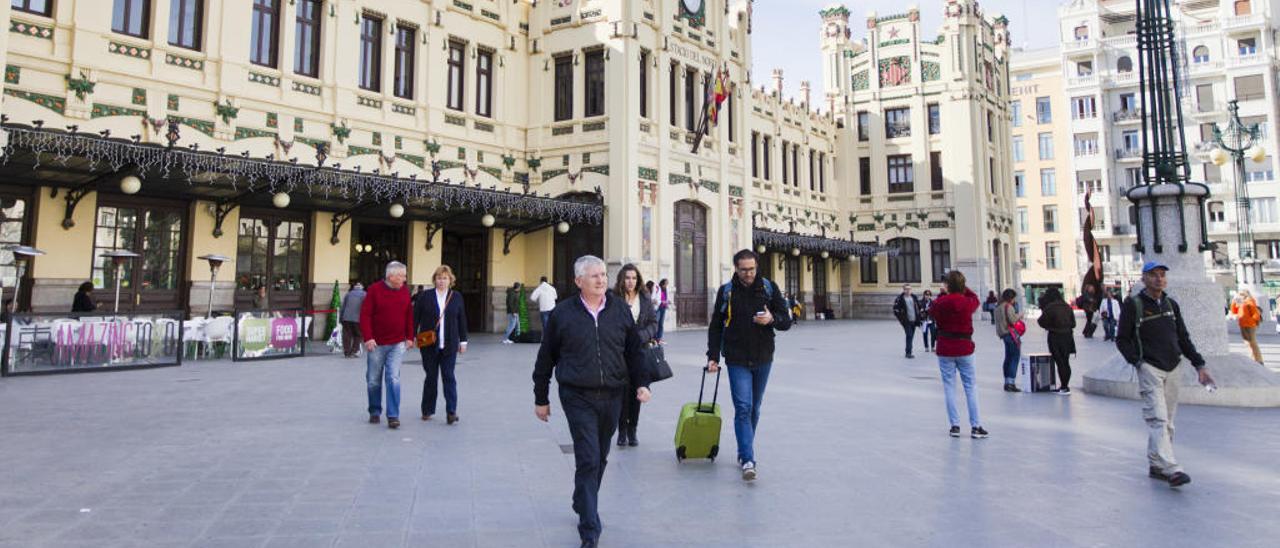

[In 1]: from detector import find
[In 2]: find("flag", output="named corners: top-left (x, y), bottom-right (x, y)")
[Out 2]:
top-left (691, 67), bottom-right (731, 153)
top-left (1081, 191), bottom-right (1103, 296)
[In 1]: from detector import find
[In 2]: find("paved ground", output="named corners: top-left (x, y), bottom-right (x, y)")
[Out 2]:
top-left (1, 317), bottom-right (1277, 548)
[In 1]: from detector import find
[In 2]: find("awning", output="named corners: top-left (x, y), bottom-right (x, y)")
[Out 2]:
top-left (753, 228), bottom-right (899, 258)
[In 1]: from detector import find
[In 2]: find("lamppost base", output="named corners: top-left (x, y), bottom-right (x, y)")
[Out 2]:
top-left (1084, 353), bottom-right (1280, 407)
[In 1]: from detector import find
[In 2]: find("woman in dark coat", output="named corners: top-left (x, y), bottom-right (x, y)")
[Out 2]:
top-left (1036, 287), bottom-right (1077, 395)
top-left (72, 282), bottom-right (96, 313)
top-left (615, 263), bottom-right (658, 447)
top-left (415, 265), bottom-right (468, 424)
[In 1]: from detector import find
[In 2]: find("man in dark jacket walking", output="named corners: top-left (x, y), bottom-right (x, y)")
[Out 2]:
top-left (893, 284), bottom-right (923, 358)
top-left (707, 249), bottom-right (793, 482)
top-left (1116, 261), bottom-right (1215, 488)
top-left (503, 282), bottom-right (521, 344)
top-left (533, 255), bottom-right (651, 548)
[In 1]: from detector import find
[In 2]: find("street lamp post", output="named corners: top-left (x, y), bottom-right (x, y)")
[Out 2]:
top-left (197, 254), bottom-right (232, 319)
top-left (100, 250), bottom-right (140, 314)
top-left (1212, 99), bottom-right (1270, 317)
top-left (3, 245), bottom-right (45, 313)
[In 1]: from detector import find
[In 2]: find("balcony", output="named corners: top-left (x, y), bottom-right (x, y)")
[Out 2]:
top-left (1223, 13), bottom-right (1265, 31)
top-left (1193, 101), bottom-right (1225, 115)
top-left (1182, 21), bottom-right (1221, 36)
top-left (1112, 224), bottom-right (1133, 235)
top-left (1103, 34), bottom-right (1138, 47)
top-left (1112, 109), bottom-right (1143, 123)
top-left (1115, 147), bottom-right (1143, 160)
top-left (1189, 59), bottom-right (1225, 75)
top-left (1067, 74), bottom-right (1098, 88)
top-left (1108, 71), bottom-right (1139, 87)
top-left (1227, 53), bottom-right (1265, 68)
top-left (1064, 39), bottom-right (1097, 53)
top-left (1074, 143), bottom-right (1101, 157)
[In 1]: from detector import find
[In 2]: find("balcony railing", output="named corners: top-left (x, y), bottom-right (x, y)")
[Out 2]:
top-left (1064, 39), bottom-right (1097, 53)
top-left (1223, 13), bottom-right (1265, 30)
top-left (1115, 147), bottom-right (1143, 159)
top-left (1074, 145), bottom-right (1100, 157)
top-left (1227, 53), bottom-right (1265, 68)
top-left (1104, 34), bottom-right (1137, 47)
top-left (1108, 72), bottom-right (1138, 86)
top-left (1112, 109), bottom-right (1143, 122)
top-left (1067, 74), bottom-right (1098, 88)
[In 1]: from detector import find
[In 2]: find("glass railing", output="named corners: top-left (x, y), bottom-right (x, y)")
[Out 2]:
top-left (231, 308), bottom-right (309, 361)
top-left (1, 311), bottom-right (185, 376)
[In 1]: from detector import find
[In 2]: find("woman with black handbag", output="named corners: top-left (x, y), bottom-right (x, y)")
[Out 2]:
top-left (415, 265), bottom-right (468, 424)
top-left (615, 264), bottom-right (658, 447)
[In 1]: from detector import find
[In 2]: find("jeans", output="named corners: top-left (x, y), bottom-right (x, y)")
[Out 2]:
top-left (726, 362), bottom-right (772, 464)
top-left (1001, 333), bottom-right (1020, 384)
top-left (420, 346), bottom-right (459, 416)
top-left (504, 313), bottom-right (519, 340)
top-left (1103, 317), bottom-right (1117, 341)
top-left (540, 311), bottom-right (552, 332)
top-left (902, 323), bottom-right (917, 355)
top-left (922, 322), bottom-right (936, 350)
top-left (559, 385), bottom-right (622, 542)
top-left (1137, 363), bottom-right (1182, 475)
top-left (365, 343), bottom-right (405, 418)
top-left (655, 306), bottom-right (667, 340)
top-left (938, 354), bottom-right (981, 428)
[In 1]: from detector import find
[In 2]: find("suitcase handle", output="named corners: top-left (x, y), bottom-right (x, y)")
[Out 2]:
top-left (697, 366), bottom-right (720, 412)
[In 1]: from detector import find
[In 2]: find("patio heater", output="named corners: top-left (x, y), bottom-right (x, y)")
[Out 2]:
top-left (3, 244), bottom-right (45, 312)
top-left (100, 250), bottom-right (140, 314)
top-left (197, 254), bottom-right (232, 319)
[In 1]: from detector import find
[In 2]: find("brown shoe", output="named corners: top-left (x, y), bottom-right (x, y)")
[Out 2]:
top-left (421, 414), bottom-right (432, 421)
top-left (388, 418), bottom-right (400, 429)
top-left (446, 414), bottom-right (459, 425)
top-left (368, 415), bottom-right (380, 424)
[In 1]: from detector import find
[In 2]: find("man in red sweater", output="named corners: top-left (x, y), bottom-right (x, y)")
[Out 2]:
top-left (930, 270), bottom-right (989, 439)
top-left (360, 261), bottom-right (415, 429)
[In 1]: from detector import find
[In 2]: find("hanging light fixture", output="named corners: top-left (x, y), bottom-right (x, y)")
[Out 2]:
top-left (1210, 148), bottom-right (1229, 166)
top-left (1249, 144), bottom-right (1267, 163)
top-left (481, 213), bottom-right (496, 227)
top-left (272, 192), bottom-right (290, 208)
top-left (756, 244), bottom-right (766, 254)
top-left (820, 251), bottom-right (830, 259)
top-left (557, 221), bottom-right (570, 234)
top-left (119, 174), bottom-right (142, 195)
top-left (389, 203), bottom-right (405, 218)
top-left (790, 247), bottom-right (800, 256)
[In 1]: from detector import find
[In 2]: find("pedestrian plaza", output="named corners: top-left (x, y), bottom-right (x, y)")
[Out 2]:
top-left (0, 319), bottom-right (1276, 548)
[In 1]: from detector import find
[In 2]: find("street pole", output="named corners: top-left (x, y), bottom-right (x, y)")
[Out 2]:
top-left (1212, 99), bottom-right (1270, 323)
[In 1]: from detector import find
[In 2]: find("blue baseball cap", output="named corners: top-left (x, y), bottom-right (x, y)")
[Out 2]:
top-left (1142, 261), bottom-right (1170, 273)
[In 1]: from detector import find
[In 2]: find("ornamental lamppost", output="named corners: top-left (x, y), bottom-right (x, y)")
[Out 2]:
top-left (1210, 99), bottom-right (1269, 314)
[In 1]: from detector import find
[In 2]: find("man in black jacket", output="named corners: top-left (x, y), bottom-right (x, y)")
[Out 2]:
top-left (893, 284), bottom-right (923, 358)
top-left (1116, 261), bottom-right (1215, 488)
top-left (707, 249), bottom-right (793, 482)
top-left (533, 255), bottom-right (650, 548)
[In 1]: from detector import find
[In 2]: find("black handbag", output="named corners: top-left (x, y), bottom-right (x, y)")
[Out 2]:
top-left (644, 343), bottom-right (673, 383)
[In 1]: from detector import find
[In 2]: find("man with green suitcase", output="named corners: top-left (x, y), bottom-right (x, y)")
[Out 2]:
top-left (706, 249), bottom-right (793, 482)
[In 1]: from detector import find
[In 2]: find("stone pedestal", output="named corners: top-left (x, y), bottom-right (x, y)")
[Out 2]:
top-left (1082, 184), bottom-right (1280, 407)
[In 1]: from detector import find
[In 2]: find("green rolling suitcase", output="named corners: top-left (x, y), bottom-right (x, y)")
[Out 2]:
top-left (674, 368), bottom-right (721, 462)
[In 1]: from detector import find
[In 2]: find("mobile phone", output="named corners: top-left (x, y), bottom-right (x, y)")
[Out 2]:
top-left (755, 310), bottom-right (767, 317)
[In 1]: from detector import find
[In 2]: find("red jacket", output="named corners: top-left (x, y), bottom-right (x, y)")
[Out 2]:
top-left (931, 288), bottom-right (980, 357)
top-left (359, 280), bottom-right (414, 346)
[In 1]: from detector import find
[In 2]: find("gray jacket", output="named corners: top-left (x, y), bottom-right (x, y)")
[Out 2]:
top-left (340, 288), bottom-right (366, 322)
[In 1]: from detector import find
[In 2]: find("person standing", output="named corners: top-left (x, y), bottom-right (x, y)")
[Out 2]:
top-left (529, 276), bottom-right (559, 331)
top-left (503, 282), bottom-right (522, 344)
top-left (655, 278), bottom-right (670, 342)
top-left (532, 256), bottom-right (651, 548)
top-left (919, 290), bottom-right (936, 352)
top-left (994, 289), bottom-right (1023, 392)
top-left (1036, 287), bottom-right (1077, 395)
top-left (707, 249), bottom-right (792, 482)
top-left (893, 284), bottom-right (922, 358)
top-left (983, 290), bottom-right (998, 324)
top-left (359, 262), bottom-right (415, 429)
top-left (1099, 289), bottom-right (1122, 342)
top-left (339, 282), bottom-right (367, 358)
top-left (1230, 289), bottom-right (1263, 364)
top-left (1116, 261), bottom-right (1214, 488)
top-left (252, 285), bottom-right (269, 310)
top-left (72, 282), bottom-right (97, 313)
top-left (416, 265), bottom-right (469, 425)
top-left (614, 264), bottom-right (658, 447)
top-left (930, 271), bottom-right (989, 439)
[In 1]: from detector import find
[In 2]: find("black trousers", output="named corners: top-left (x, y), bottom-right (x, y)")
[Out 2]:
top-left (420, 346), bottom-right (458, 416)
top-left (1048, 337), bottom-right (1073, 388)
top-left (560, 385), bottom-right (622, 542)
top-left (618, 383), bottom-right (642, 433)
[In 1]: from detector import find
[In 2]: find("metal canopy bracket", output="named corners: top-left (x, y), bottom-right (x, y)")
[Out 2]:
top-left (502, 221), bottom-right (556, 255)
top-left (210, 191), bottom-right (253, 238)
top-left (57, 173), bottom-right (116, 230)
top-left (330, 210), bottom-right (355, 245)
top-left (424, 222), bottom-right (444, 250)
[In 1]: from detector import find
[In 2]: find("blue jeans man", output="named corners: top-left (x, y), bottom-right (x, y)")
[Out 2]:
top-left (655, 306), bottom-right (667, 340)
top-left (540, 311), bottom-right (552, 333)
top-left (727, 363), bottom-right (772, 466)
top-left (504, 313), bottom-right (519, 340)
top-left (1001, 333), bottom-right (1020, 386)
top-left (938, 354), bottom-right (982, 431)
top-left (366, 343), bottom-right (405, 421)
top-left (902, 322), bottom-right (918, 357)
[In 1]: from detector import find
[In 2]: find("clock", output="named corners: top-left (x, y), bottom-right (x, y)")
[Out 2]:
top-left (682, 0), bottom-right (704, 15)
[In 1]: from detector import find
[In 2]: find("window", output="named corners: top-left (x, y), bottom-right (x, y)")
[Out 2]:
top-left (930, 151), bottom-right (943, 191)
top-left (1236, 0), bottom-right (1253, 16)
top-left (1012, 136), bottom-right (1024, 162)
top-left (1193, 45), bottom-right (1210, 64)
top-left (1099, 245), bottom-right (1111, 263)
top-left (584, 49), bottom-right (605, 117)
top-left (449, 41), bottom-right (467, 111)
top-left (1077, 172), bottom-right (1103, 194)
top-left (750, 132), bottom-right (759, 178)
top-left (553, 54), bottom-right (573, 120)
top-left (639, 51), bottom-right (649, 118)
top-left (1122, 130), bottom-right (1140, 152)
top-left (819, 152), bottom-right (826, 192)
top-left (1116, 56), bottom-right (1133, 73)
top-left (1038, 132), bottom-right (1054, 160)
top-left (887, 238), bottom-right (921, 284)
top-left (92, 205), bottom-right (184, 294)
top-left (930, 240), bottom-right (951, 283)
top-left (11, 0), bottom-right (52, 16)
top-left (358, 15), bottom-right (382, 92)
top-left (1247, 156), bottom-right (1274, 182)
top-left (762, 136), bottom-right (772, 180)
top-left (249, 0), bottom-right (279, 67)
top-left (394, 26), bottom-right (416, 100)
top-left (1073, 25), bottom-right (1089, 41)
top-left (1014, 171), bottom-right (1025, 197)
top-left (986, 111), bottom-right (993, 141)
top-left (293, 0), bottom-right (321, 77)
top-left (989, 157), bottom-right (996, 194)
top-left (727, 92), bottom-right (735, 143)
top-left (1203, 162), bottom-right (1221, 184)
top-left (1040, 169), bottom-right (1056, 196)
top-left (685, 68), bottom-right (698, 131)
top-left (167, 0), bottom-right (202, 50)
top-left (1119, 92), bottom-right (1137, 112)
top-left (475, 48), bottom-right (493, 116)
top-left (1235, 74), bottom-right (1264, 101)
top-left (1018, 244), bottom-right (1029, 269)
top-left (1238, 37), bottom-right (1257, 55)
top-left (236, 216), bottom-right (306, 295)
top-left (1071, 96), bottom-right (1096, 119)
top-left (781, 140), bottom-right (790, 185)
top-left (112, 0), bottom-right (150, 38)
top-left (857, 111), bottom-right (870, 141)
top-left (808, 149), bottom-right (816, 191)
top-left (1016, 207), bottom-right (1028, 234)
top-left (1208, 201), bottom-right (1226, 223)
top-left (1036, 97), bottom-right (1052, 123)
top-left (1074, 134), bottom-right (1099, 156)
top-left (1045, 242), bottom-right (1060, 269)
top-left (1011, 100), bottom-right (1022, 127)
top-left (859, 157), bottom-right (871, 195)
top-left (928, 103), bottom-right (941, 135)
top-left (1076, 61), bottom-right (1093, 76)
top-left (1196, 84), bottom-right (1215, 112)
top-left (1043, 205), bottom-right (1058, 232)
top-left (860, 253), bottom-right (877, 283)
top-left (792, 144), bottom-right (799, 187)
top-left (669, 63), bottom-right (678, 126)
top-left (885, 107), bottom-right (911, 138)
top-left (888, 155), bottom-right (913, 193)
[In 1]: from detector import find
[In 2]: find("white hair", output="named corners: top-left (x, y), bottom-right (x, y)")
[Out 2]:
top-left (573, 255), bottom-right (606, 278)
top-left (385, 261), bottom-right (407, 277)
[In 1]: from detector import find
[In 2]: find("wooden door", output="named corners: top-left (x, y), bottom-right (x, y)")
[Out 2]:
top-left (443, 230), bottom-right (488, 332)
top-left (674, 201), bottom-right (708, 326)
top-left (234, 211), bottom-right (310, 311)
top-left (813, 258), bottom-right (828, 314)
top-left (92, 199), bottom-right (188, 312)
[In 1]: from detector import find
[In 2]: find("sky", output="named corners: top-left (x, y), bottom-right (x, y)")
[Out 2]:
top-left (751, 0), bottom-right (1061, 103)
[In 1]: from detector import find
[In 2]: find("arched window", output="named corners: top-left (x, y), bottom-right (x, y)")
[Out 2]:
top-left (1116, 56), bottom-right (1133, 73)
top-left (887, 238), bottom-right (921, 284)
top-left (1193, 46), bottom-right (1210, 64)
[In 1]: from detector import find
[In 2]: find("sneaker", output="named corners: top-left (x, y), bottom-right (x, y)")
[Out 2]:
top-left (741, 461), bottom-right (757, 482)
top-left (387, 418), bottom-right (400, 429)
top-left (1168, 471), bottom-right (1191, 487)
top-left (949, 426), bottom-right (961, 437)
top-left (971, 426), bottom-right (990, 439)
top-left (1148, 467), bottom-right (1170, 481)
top-left (502, 339), bottom-right (514, 345)
top-left (906, 353), bottom-right (915, 359)
top-left (1056, 387), bottom-right (1072, 396)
